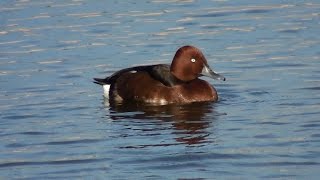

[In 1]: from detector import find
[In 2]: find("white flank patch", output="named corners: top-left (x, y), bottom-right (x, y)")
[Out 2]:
top-left (159, 99), bottom-right (168, 105)
top-left (103, 85), bottom-right (110, 98)
top-left (146, 99), bottom-right (168, 105)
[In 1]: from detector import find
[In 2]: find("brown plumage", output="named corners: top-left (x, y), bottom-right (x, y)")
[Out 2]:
top-left (94, 45), bottom-right (225, 105)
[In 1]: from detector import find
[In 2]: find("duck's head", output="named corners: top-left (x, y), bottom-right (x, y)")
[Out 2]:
top-left (170, 45), bottom-right (226, 82)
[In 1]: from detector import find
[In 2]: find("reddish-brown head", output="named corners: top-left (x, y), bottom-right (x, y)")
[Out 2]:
top-left (170, 45), bottom-right (225, 82)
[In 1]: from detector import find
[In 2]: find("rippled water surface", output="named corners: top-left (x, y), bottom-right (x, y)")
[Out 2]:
top-left (1, 0), bottom-right (320, 179)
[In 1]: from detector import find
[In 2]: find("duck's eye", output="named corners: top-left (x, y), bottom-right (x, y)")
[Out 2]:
top-left (191, 58), bottom-right (196, 63)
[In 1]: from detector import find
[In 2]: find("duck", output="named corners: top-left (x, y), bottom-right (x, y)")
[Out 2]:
top-left (94, 45), bottom-right (225, 105)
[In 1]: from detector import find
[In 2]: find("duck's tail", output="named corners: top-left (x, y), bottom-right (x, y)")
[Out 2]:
top-left (93, 78), bottom-right (110, 98)
top-left (93, 78), bottom-right (109, 85)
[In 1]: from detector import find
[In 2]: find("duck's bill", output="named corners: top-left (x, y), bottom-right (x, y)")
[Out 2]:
top-left (201, 64), bottom-right (226, 81)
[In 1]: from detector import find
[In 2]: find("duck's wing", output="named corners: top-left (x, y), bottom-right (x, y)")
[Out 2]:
top-left (93, 65), bottom-right (159, 85)
top-left (93, 64), bottom-right (182, 87)
top-left (148, 64), bottom-right (184, 87)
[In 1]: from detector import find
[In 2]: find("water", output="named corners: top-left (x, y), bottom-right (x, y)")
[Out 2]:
top-left (1, 0), bottom-right (320, 179)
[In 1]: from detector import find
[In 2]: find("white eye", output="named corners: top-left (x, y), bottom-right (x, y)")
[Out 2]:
top-left (191, 58), bottom-right (196, 63)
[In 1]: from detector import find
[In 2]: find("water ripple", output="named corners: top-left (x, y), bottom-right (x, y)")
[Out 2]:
top-left (0, 157), bottom-right (109, 168)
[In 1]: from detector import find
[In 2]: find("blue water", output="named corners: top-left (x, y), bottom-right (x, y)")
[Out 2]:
top-left (1, 0), bottom-right (320, 179)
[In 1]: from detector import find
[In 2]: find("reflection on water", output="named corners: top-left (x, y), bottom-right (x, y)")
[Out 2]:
top-left (106, 99), bottom-right (221, 146)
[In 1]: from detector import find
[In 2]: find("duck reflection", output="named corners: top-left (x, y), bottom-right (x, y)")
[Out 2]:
top-left (104, 98), bottom-right (218, 145)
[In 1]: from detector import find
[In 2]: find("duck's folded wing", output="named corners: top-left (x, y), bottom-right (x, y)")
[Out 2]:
top-left (93, 65), bottom-right (154, 85)
top-left (149, 64), bottom-right (183, 87)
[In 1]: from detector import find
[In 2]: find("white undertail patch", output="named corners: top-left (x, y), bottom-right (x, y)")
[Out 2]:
top-left (103, 85), bottom-right (110, 98)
